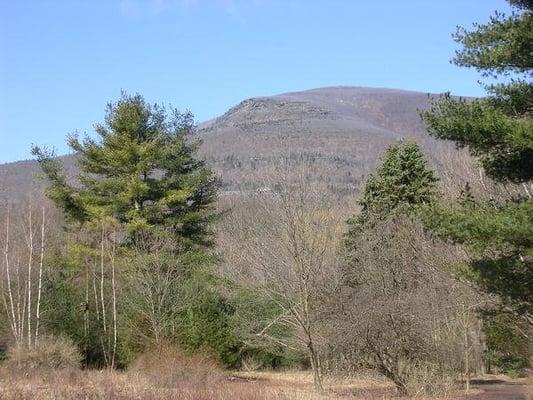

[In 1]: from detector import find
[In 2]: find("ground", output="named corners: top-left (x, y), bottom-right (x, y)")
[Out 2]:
top-left (0, 368), bottom-right (530, 400)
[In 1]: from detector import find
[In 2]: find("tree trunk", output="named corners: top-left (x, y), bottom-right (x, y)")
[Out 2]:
top-left (307, 338), bottom-right (323, 392)
top-left (110, 233), bottom-right (117, 369)
top-left (34, 206), bottom-right (45, 346)
top-left (99, 224), bottom-right (109, 366)
top-left (26, 203), bottom-right (33, 348)
top-left (3, 208), bottom-right (19, 342)
top-left (377, 353), bottom-right (408, 396)
top-left (84, 261), bottom-right (89, 367)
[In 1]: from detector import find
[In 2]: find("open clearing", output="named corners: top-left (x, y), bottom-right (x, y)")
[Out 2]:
top-left (0, 368), bottom-right (529, 400)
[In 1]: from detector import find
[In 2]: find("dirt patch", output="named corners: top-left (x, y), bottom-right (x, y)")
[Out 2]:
top-left (453, 377), bottom-right (528, 400)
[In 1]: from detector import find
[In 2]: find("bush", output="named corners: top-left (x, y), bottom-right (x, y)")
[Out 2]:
top-left (484, 312), bottom-right (531, 376)
top-left (6, 335), bottom-right (81, 370)
top-left (178, 273), bottom-right (242, 369)
top-left (402, 363), bottom-right (455, 398)
top-left (127, 343), bottom-right (223, 387)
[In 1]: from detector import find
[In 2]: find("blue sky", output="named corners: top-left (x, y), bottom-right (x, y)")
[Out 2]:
top-left (0, 0), bottom-right (511, 163)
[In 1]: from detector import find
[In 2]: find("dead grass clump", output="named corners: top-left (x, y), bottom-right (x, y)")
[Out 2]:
top-left (127, 344), bottom-right (224, 388)
top-left (402, 364), bottom-right (456, 398)
top-left (6, 335), bottom-right (81, 371)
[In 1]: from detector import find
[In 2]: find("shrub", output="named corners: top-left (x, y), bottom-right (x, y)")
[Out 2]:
top-left (127, 343), bottom-right (224, 388)
top-left (402, 363), bottom-right (455, 398)
top-left (177, 274), bottom-right (242, 369)
top-left (6, 335), bottom-right (81, 370)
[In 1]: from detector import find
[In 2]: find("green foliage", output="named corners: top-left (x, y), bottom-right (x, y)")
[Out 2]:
top-left (421, 87), bottom-right (533, 183)
top-left (174, 254), bottom-right (243, 368)
top-left (32, 93), bottom-right (226, 369)
top-left (421, 199), bottom-right (533, 251)
top-left (117, 244), bottom-right (242, 368)
top-left (41, 256), bottom-right (84, 346)
top-left (420, 199), bottom-right (533, 319)
top-left (452, 2), bottom-right (532, 76)
top-left (41, 248), bottom-right (128, 368)
top-left (33, 92), bottom-right (218, 248)
top-left (346, 140), bottom-right (437, 239)
top-left (483, 312), bottom-right (531, 376)
top-left (420, 0), bottom-right (532, 330)
top-left (421, 1), bottom-right (532, 184)
top-left (178, 283), bottom-right (241, 368)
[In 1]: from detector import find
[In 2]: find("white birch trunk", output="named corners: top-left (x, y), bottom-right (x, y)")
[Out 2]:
top-left (26, 203), bottom-right (33, 348)
top-left (110, 233), bottom-right (117, 368)
top-left (3, 208), bottom-right (19, 341)
top-left (34, 206), bottom-right (45, 346)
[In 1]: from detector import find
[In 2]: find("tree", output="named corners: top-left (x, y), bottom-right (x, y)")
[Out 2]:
top-left (335, 215), bottom-right (484, 396)
top-left (121, 232), bottom-right (240, 368)
top-left (220, 161), bottom-right (343, 392)
top-left (420, 0), bottom-right (533, 326)
top-left (341, 143), bottom-right (485, 395)
top-left (1, 198), bottom-right (49, 349)
top-left (32, 93), bottom-right (220, 366)
top-left (33, 93), bottom-right (218, 248)
top-left (346, 140), bottom-right (437, 236)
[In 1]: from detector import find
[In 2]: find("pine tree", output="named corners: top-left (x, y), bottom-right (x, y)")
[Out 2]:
top-left (421, 1), bottom-right (532, 184)
top-left (420, 0), bottom-right (533, 325)
top-left (31, 94), bottom-right (232, 366)
top-left (32, 93), bottom-right (218, 249)
top-left (346, 140), bottom-right (437, 233)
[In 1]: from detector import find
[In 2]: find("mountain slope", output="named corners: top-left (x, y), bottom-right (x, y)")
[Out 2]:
top-left (198, 86), bottom-right (474, 195)
top-left (0, 86), bottom-right (479, 201)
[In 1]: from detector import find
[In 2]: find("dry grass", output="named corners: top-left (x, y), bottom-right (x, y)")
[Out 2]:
top-left (127, 345), bottom-right (224, 388)
top-left (6, 336), bottom-right (81, 370)
top-left (0, 360), bottom-right (528, 400)
top-left (0, 368), bottom-right (334, 400)
top-left (0, 367), bottom-right (395, 400)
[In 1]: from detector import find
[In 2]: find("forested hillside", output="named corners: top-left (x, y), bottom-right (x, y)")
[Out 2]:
top-left (0, 87), bottom-right (507, 202)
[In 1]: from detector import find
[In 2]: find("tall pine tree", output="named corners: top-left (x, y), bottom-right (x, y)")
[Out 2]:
top-left (31, 94), bottom-right (237, 367)
top-left (420, 0), bottom-right (532, 325)
top-left (33, 93), bottom-right (218, 249)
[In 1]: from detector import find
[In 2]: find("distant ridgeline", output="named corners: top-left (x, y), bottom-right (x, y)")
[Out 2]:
top-left (0, 86), bottom-right (509, 202)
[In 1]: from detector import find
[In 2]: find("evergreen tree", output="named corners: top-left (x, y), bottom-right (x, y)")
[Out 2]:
top-left (31, 94), bottom-right (239, 366)
top-left (32, 92), bottom-right (218, 249)
top-left (420, 0), bottom-right (532, 325)
top-left (346, 140), bottom-right (437, 234)
top-left (421, 1), bottom-right (532, 184)
top-left (344, 141), bottom-right (438, 290)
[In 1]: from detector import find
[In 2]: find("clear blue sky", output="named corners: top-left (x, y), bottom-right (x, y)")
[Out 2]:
top-left (0, 0), bottom-right (511, 163)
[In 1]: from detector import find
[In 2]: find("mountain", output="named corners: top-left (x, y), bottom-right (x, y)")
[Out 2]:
top-left (0, 86), bottom-right (480, 202)
top-left (197, 86), bottom-right (476, 195)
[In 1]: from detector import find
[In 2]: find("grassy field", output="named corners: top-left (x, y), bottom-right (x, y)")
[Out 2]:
top-left (0, 366), bottom-right (529, 400)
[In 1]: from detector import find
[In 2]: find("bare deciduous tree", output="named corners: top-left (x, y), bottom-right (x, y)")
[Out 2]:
top-left (1, 199), bottom-right (48, 349)
top-left (328, 214), bottom-right (487, 396)
top-left (122, 232), bottom-right (188, 349)
top-left (220, 160), bottom-right (344, 392)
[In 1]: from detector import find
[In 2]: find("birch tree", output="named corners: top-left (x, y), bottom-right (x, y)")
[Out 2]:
top-left (1, 201), bottom-right (48, 348)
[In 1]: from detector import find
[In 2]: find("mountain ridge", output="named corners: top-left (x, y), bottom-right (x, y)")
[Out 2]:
top-left (1, 86), bottom-right (480, 201)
